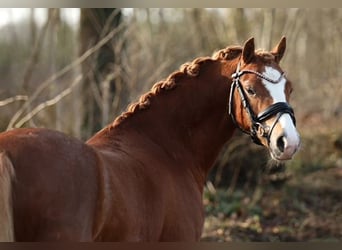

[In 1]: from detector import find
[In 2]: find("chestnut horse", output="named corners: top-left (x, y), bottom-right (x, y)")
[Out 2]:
top-left (0, 37), bottom-right (300, 241)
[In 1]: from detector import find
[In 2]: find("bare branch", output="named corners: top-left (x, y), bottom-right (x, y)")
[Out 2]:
top-left (6, 22), bottom-right (126, 131)
top-left (13, 75), bottom-right (82, 129)
top-left (0, 96), bottom-right (28, 107)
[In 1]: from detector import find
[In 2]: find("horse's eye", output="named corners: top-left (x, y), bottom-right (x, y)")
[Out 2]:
top-left (246, 87), bottom-right (256, 96)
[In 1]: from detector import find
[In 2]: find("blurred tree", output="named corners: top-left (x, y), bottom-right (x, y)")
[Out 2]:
top-left (79, 8), bottom-right (123, 139)
top-left (22, 9), bottom-right (55, 92)
top-left (260, 8), bottom-right (275, 49)
top-left (29, 8), bottom-right (36, 46)
top-left (47, 9), bottom-right (61, 130)
top-left (231, 8), bottom-right (249, 43)
top-left (191, 9), bottom-right (208, 51)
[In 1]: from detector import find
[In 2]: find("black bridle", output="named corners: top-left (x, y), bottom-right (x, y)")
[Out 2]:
top-left (228, 62), bottom-right (296, 146)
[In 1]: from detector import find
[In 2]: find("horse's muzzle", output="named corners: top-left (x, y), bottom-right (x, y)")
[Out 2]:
top-left (267, 113), bottom-right (300, 161)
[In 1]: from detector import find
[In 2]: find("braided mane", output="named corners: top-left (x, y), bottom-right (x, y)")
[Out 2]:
top-left (111, 46), bottom-right (244, 128)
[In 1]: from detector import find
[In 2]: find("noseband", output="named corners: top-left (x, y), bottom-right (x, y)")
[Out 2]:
top-left (228, 62), bottom-right (296, 145)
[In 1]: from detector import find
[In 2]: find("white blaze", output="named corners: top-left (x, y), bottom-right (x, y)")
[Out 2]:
top-left (262, 67), bottom-right (287, 103)
top-left (262, 66), bottom-right (300, 160)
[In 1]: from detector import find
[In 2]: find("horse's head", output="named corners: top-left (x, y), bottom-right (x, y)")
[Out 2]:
top-left (228, 37), bottom-right (300, 161)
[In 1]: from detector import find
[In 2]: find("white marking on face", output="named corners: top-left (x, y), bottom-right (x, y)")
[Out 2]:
top-left (262, 67), bottom-right (287, 103)
top-left (262, 66), bottom-right (300, 160)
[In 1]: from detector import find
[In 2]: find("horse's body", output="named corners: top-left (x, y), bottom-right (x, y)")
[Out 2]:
top-left (0, 38), bottom-right (300, 241)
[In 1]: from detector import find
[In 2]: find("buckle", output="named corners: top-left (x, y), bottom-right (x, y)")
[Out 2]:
top-left (231, 72), bottom-right (238, 79)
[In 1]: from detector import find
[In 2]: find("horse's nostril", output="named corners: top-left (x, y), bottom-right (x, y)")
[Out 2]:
top-left (276, 136), bottom-right (286, 153)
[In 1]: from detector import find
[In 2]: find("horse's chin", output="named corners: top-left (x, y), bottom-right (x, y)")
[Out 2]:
top-left (269, 149), bottom-right (293, 163)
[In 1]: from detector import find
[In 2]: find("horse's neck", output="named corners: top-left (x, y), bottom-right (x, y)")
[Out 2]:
top-left (89, 60), bottom-right (236, 183)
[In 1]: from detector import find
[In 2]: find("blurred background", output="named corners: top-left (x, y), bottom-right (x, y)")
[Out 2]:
top-left (0, 8), bottom-right (341, 241)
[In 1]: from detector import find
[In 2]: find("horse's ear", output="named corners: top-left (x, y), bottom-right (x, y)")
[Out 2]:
top-left (271, 36), bottom-right (286, 63)
top-left (242, 37), bottom-right (255, 64)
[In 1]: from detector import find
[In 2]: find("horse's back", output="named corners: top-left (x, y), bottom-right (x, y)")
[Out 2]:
top-left (0, 128), bottom-right (101, 241)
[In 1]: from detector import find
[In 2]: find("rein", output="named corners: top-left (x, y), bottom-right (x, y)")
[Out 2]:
top-left (228, 62), bottom-right (296, 145)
